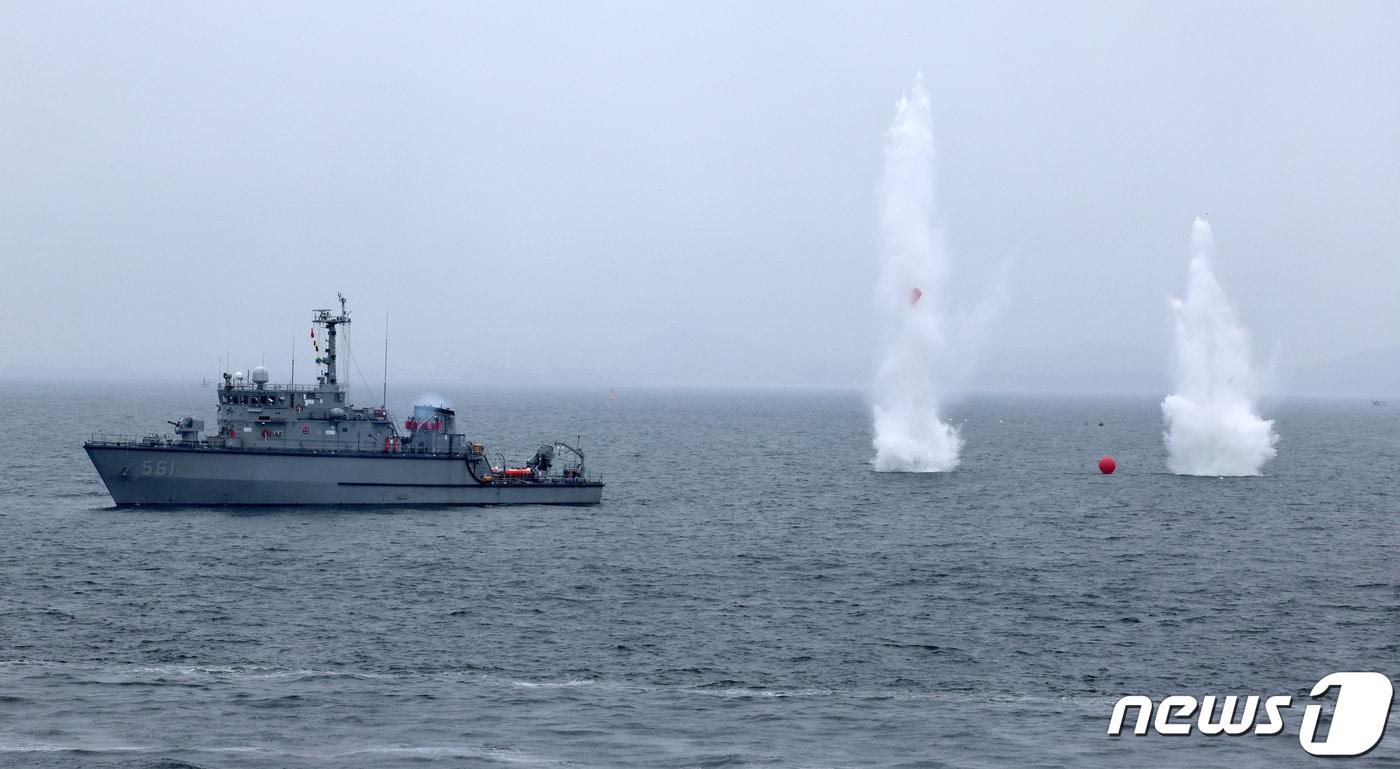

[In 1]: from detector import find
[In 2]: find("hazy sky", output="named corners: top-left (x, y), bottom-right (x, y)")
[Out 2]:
top-left (2, 1), bottom-right (1397, 392)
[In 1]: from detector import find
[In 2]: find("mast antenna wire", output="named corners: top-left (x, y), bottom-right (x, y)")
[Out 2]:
top-left (382, 312), bottom-right (390, 409)
top-left (343, 322), bottom-right (377, 406)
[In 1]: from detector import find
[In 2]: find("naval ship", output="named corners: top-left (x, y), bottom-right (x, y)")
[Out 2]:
top-left (84, 298), bottom-right (603, 506)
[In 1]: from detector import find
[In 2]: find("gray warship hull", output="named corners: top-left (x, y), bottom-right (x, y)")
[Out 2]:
top-left (85, 444), bottom-right (603, 507)
top-left (85, 297), bottom-right (604, 507)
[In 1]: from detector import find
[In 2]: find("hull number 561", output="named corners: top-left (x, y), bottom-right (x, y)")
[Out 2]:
top-left (140, 460), bottom-right (175, 476)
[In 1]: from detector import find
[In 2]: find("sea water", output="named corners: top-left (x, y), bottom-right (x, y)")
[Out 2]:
top-left (1, 381), bottom-right (1398, 767)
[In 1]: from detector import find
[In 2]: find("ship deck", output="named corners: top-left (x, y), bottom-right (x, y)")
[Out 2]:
top-left (85, 436), bottom-right (478, 460)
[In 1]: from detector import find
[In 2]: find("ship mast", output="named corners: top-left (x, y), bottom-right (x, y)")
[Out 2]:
top-left (312, 293), bottom-right (351, 387)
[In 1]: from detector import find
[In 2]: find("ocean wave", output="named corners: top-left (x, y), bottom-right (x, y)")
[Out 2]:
top-left (509, 678), bottom-right (598, 689)
top-left (321, 743), bottom-right (579, 766)
top-left (123, 665), bottom-right (402, 682)
top-left (0, 662), bottom-right (406, 685)
top-left (684, 686), bottom-right (835, 698)
top-left (0, 742), bottom-right (578, 767)
top-left (0, 742), bottom-right (155, 753)
top-left (0, 661), bottom-right (1108, 709)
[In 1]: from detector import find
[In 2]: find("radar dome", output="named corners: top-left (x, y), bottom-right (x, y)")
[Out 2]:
top-left (234, 371), bottom-right (245, 380)
top-left (250, 366), bottom-right (270, 384)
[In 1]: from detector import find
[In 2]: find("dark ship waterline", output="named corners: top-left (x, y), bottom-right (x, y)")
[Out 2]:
top-left (84, 298), bottom-right (603, 507)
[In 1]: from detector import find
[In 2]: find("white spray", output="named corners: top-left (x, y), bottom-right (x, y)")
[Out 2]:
top-left (872, 74), bottom-right (962, 472)
top-left (1162, 218), bottom-right (1278, 475)
top-left (416, 393), bottom-right (452, 409)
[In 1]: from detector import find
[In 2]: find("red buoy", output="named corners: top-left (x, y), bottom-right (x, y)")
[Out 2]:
top-left (1098, 456), bottom-right (1117, 475)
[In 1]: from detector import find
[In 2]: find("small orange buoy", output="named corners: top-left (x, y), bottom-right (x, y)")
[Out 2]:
top-left (1099, 456), bottom-right (1117, 474)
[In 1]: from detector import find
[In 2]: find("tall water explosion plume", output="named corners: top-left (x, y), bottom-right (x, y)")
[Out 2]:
top-left (1162, 217), bottom-right (1278, 475)
top-left (871, 74), bottom-right (962, 472)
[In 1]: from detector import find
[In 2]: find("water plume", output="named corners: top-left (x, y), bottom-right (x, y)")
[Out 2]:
top-left (416, 393), bottom-right (452, 409)
top-left (1162, 218), bottom-right (1278, 475)
top-left (872, 74), bottom-right (961, 472)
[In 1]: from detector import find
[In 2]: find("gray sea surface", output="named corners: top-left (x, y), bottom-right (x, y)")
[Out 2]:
top-left (2, 381), bottom-right (1398, 767)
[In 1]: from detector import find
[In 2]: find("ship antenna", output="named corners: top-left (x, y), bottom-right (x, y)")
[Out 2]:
top-left (381, 311), bottom-right (390, 409)
top-left (313, 295), bottom-right (351, 386)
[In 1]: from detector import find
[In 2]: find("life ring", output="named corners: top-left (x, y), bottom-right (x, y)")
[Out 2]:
top-left (302, 425), bottom-right (310, 434)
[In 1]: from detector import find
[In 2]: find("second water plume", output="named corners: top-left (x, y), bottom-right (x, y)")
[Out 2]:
top-left (872, 74), bottom-right (961, 472)
top-left (1162, 218), bottom-right (1278, 475)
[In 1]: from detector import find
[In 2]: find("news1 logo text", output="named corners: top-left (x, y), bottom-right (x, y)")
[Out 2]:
top-left (1108, 672), bottom-right (1394, 757)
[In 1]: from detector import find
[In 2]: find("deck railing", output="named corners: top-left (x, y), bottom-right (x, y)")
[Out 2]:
top-left (84, 434), bottom-right (470, 457)
top-left (219, 382), bottom-right (325, 393)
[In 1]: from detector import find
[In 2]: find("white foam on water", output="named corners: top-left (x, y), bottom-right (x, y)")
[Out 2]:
top-left (509, 678), bottom-right (597, 689)
top-left (0, 742), bottom-right (155, 753)
top-left (325, 743), bottom-right (578, 766)
top-left (122, 664), bottom-right (394, 681)
top-left (683, 686), bottom-right (835, 698)
top-left (1162, 218), bottom-right (1278, 475)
